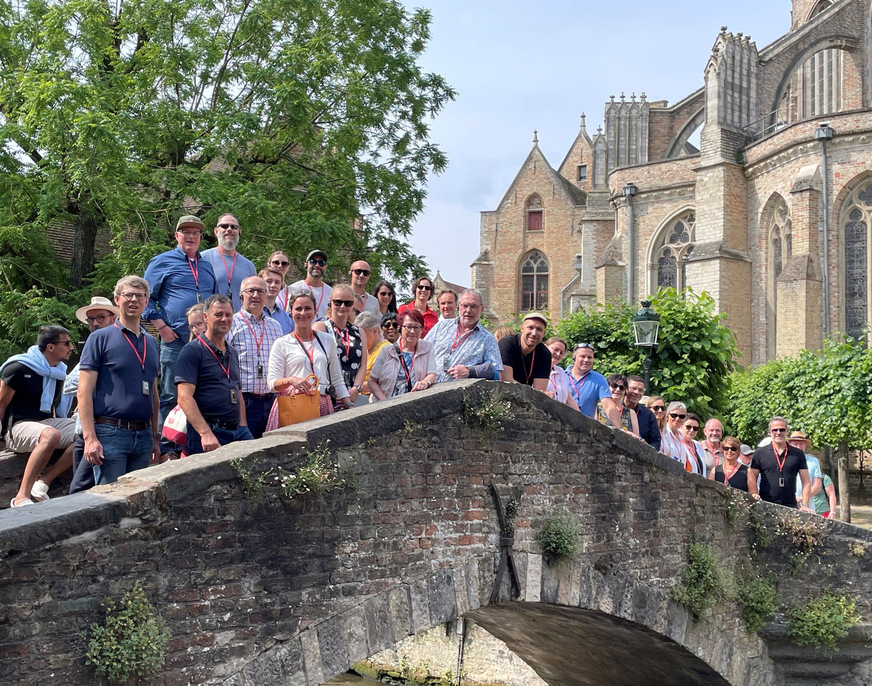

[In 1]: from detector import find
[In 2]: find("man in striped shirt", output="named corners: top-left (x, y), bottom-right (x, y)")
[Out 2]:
top-left (227, 276), bottom-right (283, 438)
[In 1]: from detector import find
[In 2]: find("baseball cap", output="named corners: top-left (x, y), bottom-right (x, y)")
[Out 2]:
top-left (306, 249), bottom-right (328, 262)
top-left (739, 444), bottom-right (753, 456)
top-left (522, 312), bottom-right (548, 327)
top-left (175, 215), bottom-right (204, 232)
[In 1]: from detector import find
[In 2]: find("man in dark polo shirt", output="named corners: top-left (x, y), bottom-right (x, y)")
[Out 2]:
top-left (78, 276), bottom-right (159, 484)
top-left (748, 416), bottom-right (813, 512)
top-left (498, 312), bottom-right (552, 390)
top-left (176, 294), bottom-right (253, 455)
top-left (625, 375), bottom-right (661, 450)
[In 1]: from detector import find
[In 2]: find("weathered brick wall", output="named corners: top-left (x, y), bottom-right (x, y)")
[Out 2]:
top-left (1, 381), bottom-right (871, 685)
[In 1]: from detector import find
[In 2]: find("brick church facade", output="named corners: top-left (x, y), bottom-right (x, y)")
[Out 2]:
top-left (473, 0), bottom-right (872, 365)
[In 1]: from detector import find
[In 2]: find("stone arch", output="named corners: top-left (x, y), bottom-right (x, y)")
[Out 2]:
top-left (760, 193), bottom-right (791, 359)
top-left (836, 173), bottom-right (872, 341)
top-left (525, 193), bottom-right (543, 232)
top-left (519, 249), bottom-right (549, 310)
top-left (664, 107), bottom-right (704, 159)
top-left (805, 0), bottom-right (833, 23)
top-left (645, 206), bottom-right (696, 295)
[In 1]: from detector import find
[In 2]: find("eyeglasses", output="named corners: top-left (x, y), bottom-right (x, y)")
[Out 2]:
top-left (669, 412), bottom-right (686, 419)
top-left (331, 299), bottom-right (354, 308)
top-left (723, 447), bottom-right (738, 453)
top-left (242, 288), bottom-right (267, 295)
top-left (351, 269), bottom-right (371, 277)
top-left (217, 223), bottom-right (239, 230)
top-left (684, 425), bottom-right (699, 432)
top-left (119, 292), bottom-right (148, 301)
top-left (770, 427), bottom-right (787, 433)
top-left (382, 321), bottom-right (399, 329)
top-left (416, 284), bottom-right (432, 291)
top-left (308, 259), bottom-right (327, 267)
top-left (651, 405), bottom-right (665, 412)
top-left (402, 324), bottom-right (423, 331)
top-left (378, 291), bottom-right (393, 297)
top-left (609, 384), bottom-right (626, 391)
top-left (177, 230), bottom-right (202, 237)
top-left (86, 314), bottom-right (113, 324)
top-left (270, 260), bottom-right (289, 267)
top-left (53, 339), bottom-right (74, 347)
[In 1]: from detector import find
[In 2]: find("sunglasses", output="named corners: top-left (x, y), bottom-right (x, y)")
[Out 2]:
top-left (378, 291), bottom-right (393, 297)
top-left (609, 384), bottom-right (626, 391)
top-left (271, 260), bottom-right (290, 267)
top-left (723, 447), bottom-right (738, 453)
top-left (416, 284), bottom-right (432, 291)
top-left (669, 412), bottom-right (686, 419)
top-left (217, 222), bottom-right (239, 230)
top-left (684, 425), bottom-right (699, 431)
top-left (382, 322), bottom-right (399, 329)
top-left (308, 259), bottom-right (327, 267)
top-left (331, 299), bottom-right (354, 308)
top-left (651, 405), bottom-right (665, 412)
top-left (574, 342), bottom-right (593, 351)
top-left (351, 269), bottom-right (371, 277)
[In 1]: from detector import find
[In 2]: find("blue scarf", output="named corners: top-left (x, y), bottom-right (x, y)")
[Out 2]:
top-left (0, 346), bottom-right (71, 418)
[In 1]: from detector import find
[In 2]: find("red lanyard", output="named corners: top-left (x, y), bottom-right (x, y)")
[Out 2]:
top-left (451, 325), bottom-right (475, 353)
top-left (568, 371), bottom-right (588, 396)
top-left (197, 336), bottom-right (230, 379)
top-left (187, 256), bottom-right (200, 289)
top-left (706, 440), bottom-right (722, 468)
top-left (115, 323), bottom-right (147, 371)
top-left (278, 288), bottom-right (288, 310)
top-left (335, 323), bottom-right (351, 359)
top-left (305, 280), bottom-right (325, 313)
top-left (684, 441), bottom-right (698, 471)
top-left (521, 348), bottom-right (536, 384)
top-left (293, 331), bottom-right (316, 374)
top-left (218, 249), bottom-right (237, 290)
top-left (723, 462), bottom-right (741, 483)
top-left (398, 342), bottom-right (415, 385)
top-left (242, 314), bottom-right (266, 359)
top-left (772, 443), bottom-right (788, 472)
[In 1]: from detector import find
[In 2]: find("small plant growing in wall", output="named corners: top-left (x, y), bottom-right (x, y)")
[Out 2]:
top-left (787, 591), bottom-right (860, 652)
top-left (672, 542), bottom-right (727, 620)
top-left (231, 457), bottom-right (272, 499)
top-left (276, 441), bottom-right (347, 499)
top-left (86, 581), bottom-right (170, 683)
top-left (773, 511), bottom-right (828, 572)
top-left (736, 574), bottom-right (780, 633)
top-left (462, 394), bottom-right (515, 438)
top-left (538, 512), bottom-right (579, 565)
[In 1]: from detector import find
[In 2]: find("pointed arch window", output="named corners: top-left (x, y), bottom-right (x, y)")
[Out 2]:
top-left (521, 251), bottom-right (549, 310)
top-left (653, 212), bottom-right (695, 292)
top-left (842, 183), bottom-right (872, 340)
top-left (526, 194), bottom-right (543, 232)
top-left (803, 48), bottom-right (843, 117)
top-left (767, 199), bottom-right (792, 357)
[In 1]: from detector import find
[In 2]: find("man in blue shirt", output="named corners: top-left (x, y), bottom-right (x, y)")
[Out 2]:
top-left (176, 294), bottom-right (253, 455)
top-left (565, 343), bottom-right (621, 425)
top-left (143, 215), bottom-right (218, 460)
top-left (626, 375), bottom-right (661, 450)
top-left (201, 213), bottom-right (257, 311)
top-left (78, 276), bottom-right (159, 484)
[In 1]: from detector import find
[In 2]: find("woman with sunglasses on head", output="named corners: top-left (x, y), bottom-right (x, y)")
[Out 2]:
top-left (372, 280), bottom-right (398, 317)
top-left (660, 400), bottom-right (687, 464)
top-left (596, 373), bottom-right (639, 436)
top-left (313, 284), bottom-right (367, 408)
top-left (369, 310), bottom-right (437, 401)
top-left (398, 276), bottom-right (438, 337)
top-left (708, 436), bottom-right (748, 490)
top-left (267, 291), bottom-right (351, 424)
top-left (266, 251), bottom-right (292, 311)
top-left (646, 395), bottom-right (667, 433)
top-left (679, 412), bottom-right (706, 475)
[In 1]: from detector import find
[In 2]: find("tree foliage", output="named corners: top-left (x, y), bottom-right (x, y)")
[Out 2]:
top-left (0, 0), bottom-right (453, 350)
top-left (725, 337), bottom-right (872, 450)
top-left (557, 288), bottom-right (738, 420)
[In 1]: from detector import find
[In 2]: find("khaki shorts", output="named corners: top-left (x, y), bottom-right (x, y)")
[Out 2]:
top-left (6, 418), bottom-right (76, 453)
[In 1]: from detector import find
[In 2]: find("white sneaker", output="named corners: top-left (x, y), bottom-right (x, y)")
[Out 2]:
top-left (31, 480), bottom-right (50, 501)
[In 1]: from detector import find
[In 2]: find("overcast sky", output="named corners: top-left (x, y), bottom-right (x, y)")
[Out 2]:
top-left (402, 0), bottom-right (792, 286)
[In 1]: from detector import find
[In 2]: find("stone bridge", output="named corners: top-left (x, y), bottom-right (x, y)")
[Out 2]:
top-left (1, 380), bottom-right (872, 686)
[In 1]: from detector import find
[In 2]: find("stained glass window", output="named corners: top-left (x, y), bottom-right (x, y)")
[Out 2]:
top-left (521, 251), bottom-right (549, 310)
top-left (654, 212), bottom-right (695, 292)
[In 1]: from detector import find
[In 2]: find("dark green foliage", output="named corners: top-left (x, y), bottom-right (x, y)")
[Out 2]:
top-left (671, 542), bottom-right (727, 620)
top-left (736, 575), bottom-right (779, 633)
top-left (538, 513), bottom-right (579, 565)
top-left (787, 592), bottom-right (860, 651)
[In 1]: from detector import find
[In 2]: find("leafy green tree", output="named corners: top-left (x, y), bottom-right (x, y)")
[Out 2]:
top-left (556, 288), bottom-right (738, 420)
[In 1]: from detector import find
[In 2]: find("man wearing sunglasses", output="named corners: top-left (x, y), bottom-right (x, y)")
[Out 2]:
top-left (349, 260), bottom-right (379, 315)
top-left (290, 249), bottom-right (332, 321)
top-left (748, 416), bottom-right (813, 512)
top-left (0, 325), bottom-right (77, 507)
top-left (201, 214), bottom-right (257, 312)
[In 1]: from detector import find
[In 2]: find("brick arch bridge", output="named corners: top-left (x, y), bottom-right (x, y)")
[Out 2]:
top-left (1, 381), bottom-right (871, 686)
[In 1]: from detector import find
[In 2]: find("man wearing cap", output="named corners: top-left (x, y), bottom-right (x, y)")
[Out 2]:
top-left (176, 294), bottom-right (253, 455)
top-left (201, 213), bottom-right (257, 312)
top-left (0, 325), bottom-right (76, 507)
top-left (143, 215), bottom-right (218, 460)
top-left (349, 259), bottom-right (379, 315)
top-left (429, 289), bottom-right (503, 383)
top-left (227, 276), bottom-right (283, 438)
top-left (498, 313), bottom-right (551, 390)
top-left (77, 276), bottom-right (159, 484)
top-left (789, 431), bottom-right (823, 506)
top-left (739, 443), bottom-right (754, 467)
top-left (290, 250), bottom-right (332, 321)
top-left (565, 343), bottom-right (621, 426)
top-left (748, 416), bottom-right (813, 512)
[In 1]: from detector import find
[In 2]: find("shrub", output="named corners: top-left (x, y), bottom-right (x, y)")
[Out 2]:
top-left (788, 592), bottom-right (860, 651)
top-left (538, 513), bottom-right (579, 565)
top-left (672, 543), bottom-right (727, 620)
top-left (736, 575), bottom-right (779, 633)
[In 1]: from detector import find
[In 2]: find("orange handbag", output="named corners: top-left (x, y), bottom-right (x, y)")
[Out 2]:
top-left (277, 374), bottom-right (320, 426)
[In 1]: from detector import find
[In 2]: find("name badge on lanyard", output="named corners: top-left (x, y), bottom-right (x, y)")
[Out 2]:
top-left (142, 380), bottom-right (150, 396)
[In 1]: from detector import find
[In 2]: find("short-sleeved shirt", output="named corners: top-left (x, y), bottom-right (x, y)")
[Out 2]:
top-left (498, 335), bottom-right (551, 387)
top-left (813, 474), bottom-right (833, 514)
top-left (200, 248), bottom-right (257, 312)
top-left (563, 368), bottom-right (611, 418)
top-left (398, 302), bottom-right (438, 337)
top-left (796, 453), bottom-right (823, 501)
top-left (713, 463), bottom-right (749, 491)
top-left (79, 323), bottom-right (159, 421)
top-left (427, 318), bottom-right (503, 383)
top-left (175, 337), bottom-right (242, 422)
top-left (1, 361), bottom-right (61, 426)
top-left (289, 280), bottom-right (332, 321)
top-left (751, 443), bottom-right (808, 506)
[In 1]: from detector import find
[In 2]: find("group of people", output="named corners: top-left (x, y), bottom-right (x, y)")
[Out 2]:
top-left (0, 214), bottom-right (837, 519)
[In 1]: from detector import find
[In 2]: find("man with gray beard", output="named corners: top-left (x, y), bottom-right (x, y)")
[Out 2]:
top-left (201, 213), bottom-right (257, 311)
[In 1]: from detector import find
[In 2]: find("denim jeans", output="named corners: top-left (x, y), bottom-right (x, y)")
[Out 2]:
top-left (91, 425), bottom-right (153, 485)
top-left (243, 394), bottom-right (275, 439)
top-left (69, 435), bottom-right (95, 494)
top-left (159, 337), bottom-right (185, 455)
top-left (186, 424), bottom-right (254, 456)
